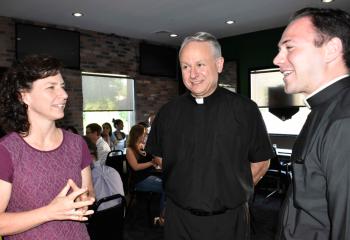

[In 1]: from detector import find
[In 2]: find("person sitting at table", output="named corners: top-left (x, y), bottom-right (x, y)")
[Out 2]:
top-left (126, 124), bottom-right (165, 224)
top-left (137, 121), bottom-right (150, 144)
top-left (83, 136), bottom-right (124, 211)
top-left (101, 122), bottom-right (115, 148)
top-left (86, 123), bottom-right (111, 165)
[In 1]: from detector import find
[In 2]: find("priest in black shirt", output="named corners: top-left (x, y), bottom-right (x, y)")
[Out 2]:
top-left (274, 8), bottom-right (350, 240)
top-left (146, 32), bottom-right (273, 240)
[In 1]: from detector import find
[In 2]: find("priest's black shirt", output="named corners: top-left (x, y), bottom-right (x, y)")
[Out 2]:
top-left (146, 87), bottom-right (273, 212)
top-left (277, 76), bottom-right (350, 240)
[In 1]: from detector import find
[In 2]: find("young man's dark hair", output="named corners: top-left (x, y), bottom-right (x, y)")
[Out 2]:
top-left (291, 7), bottom-right (350, 68)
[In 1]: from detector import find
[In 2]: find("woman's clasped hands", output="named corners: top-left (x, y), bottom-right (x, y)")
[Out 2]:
top-left (46, 179), bottom-right (95, 222)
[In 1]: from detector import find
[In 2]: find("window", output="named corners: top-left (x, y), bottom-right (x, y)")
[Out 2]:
top-left (82, 72), bottom-right (135, 134)
top-left (250, 68), bottom-right (310, 135)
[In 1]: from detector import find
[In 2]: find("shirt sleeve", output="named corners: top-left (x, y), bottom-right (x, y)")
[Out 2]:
top-left (81, 138), bottom-right (93, 169)
top-left (248, 104), bottom-right (274, 163)
top-left (145, 113), bottom-right (163, 157)
top-left (99, 141), bottom-right (111, 165)
top-left (0, 144), bottom-right (14, 183)
top-left (322, 118), bottom-right (350, 240)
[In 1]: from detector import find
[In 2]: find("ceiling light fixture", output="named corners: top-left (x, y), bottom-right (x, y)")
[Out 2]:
top-left (170, 33), bottom-right (178, 38)
top-left (321, 0), bottom-right (334, 2)
top-left (72, 12), bottom-right (84, 17)
top-left (226, 20), bottom-right (236, 25)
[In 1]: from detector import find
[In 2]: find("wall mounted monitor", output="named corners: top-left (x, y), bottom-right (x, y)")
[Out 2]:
top-left (139, 42), bottom-right (178, 78)
top-left (16, 23), bottom-right (80, 69)
top-left (250, 67), bottom-right (310, 134)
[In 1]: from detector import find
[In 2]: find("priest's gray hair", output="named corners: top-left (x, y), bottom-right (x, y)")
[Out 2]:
top-left (179, 32), bottom-right (222, 58)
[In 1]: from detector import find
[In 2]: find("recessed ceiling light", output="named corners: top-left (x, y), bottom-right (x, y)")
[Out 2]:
top-left (72, 12), bottom-right (84, 17)
top-left (226, 20), bottom-right (236, 25)
top-left (321, 0), bottom-right (334, 2)
top-left (170, 33), bottom-right (178, 38)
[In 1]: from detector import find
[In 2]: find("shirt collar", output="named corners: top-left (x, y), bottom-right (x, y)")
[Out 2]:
top-left (304, 74), bottom-right (349, 109)
top-left (187, 86), bottom-right (222, 105)
top-left (96, 136), bottom-right (104, 144)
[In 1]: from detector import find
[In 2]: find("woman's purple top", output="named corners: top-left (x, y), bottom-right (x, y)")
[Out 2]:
top-left (0, 130), bottom-right (92, 240)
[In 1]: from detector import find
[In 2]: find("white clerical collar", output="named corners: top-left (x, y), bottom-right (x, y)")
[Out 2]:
top-left (304, 74), bottom-right (350, 109)
top-left (195, 98), bottom-right (204, 104)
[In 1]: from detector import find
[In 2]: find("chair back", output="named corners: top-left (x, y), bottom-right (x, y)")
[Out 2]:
top-left (88, 194), bottom-right (126, 240)
top-left (106, 150), bottom-right (124, 173)
top-left (106, 150), bottom-right (129, 192)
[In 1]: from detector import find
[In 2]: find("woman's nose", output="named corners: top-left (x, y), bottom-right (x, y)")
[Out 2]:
top-left (60, 87), bottom-right (68, 100)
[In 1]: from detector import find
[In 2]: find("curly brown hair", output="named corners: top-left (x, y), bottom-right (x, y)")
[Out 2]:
top-left (0, 55), bottom-right (62, 135)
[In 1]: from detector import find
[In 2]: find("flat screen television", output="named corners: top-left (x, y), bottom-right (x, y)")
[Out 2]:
top-left (139, 42), bottom-right (178, 78)
top-left (16, 23), bottom-right (80, 69)
top-left (250, 67), bottom-right (310, 122)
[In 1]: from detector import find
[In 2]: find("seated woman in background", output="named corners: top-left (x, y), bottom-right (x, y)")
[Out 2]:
top-left (101, 122), bottom-right (115, 148)
top-left (112, 119), bottom-right (126, 151)
top-left (126, 124), bottom-right (165, 224)
top-left (0, 55), bottom-right (95, 239)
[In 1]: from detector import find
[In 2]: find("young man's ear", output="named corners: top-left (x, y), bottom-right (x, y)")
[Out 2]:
top-left (324, 37), bottom-right (343, 64)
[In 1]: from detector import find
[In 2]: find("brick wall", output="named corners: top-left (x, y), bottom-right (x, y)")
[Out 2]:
top-left (0, 17), bottom-right (15, 67)
top-left (0, 16), bottom-right (179, 133)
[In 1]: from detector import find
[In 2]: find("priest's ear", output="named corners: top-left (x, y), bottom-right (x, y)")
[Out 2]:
top-left (216, 57), bottom-right (224, 74)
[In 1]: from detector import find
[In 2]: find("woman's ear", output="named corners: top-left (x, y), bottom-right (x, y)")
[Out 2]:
top-left (18, 90), bottom-right (30, 105)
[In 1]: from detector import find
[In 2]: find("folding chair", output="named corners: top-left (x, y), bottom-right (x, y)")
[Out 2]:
top-left (87, 194), bottom-right (126, 240)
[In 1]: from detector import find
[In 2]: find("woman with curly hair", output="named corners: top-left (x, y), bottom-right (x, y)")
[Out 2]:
top-left (0, 55), bottom-right (95, 240)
